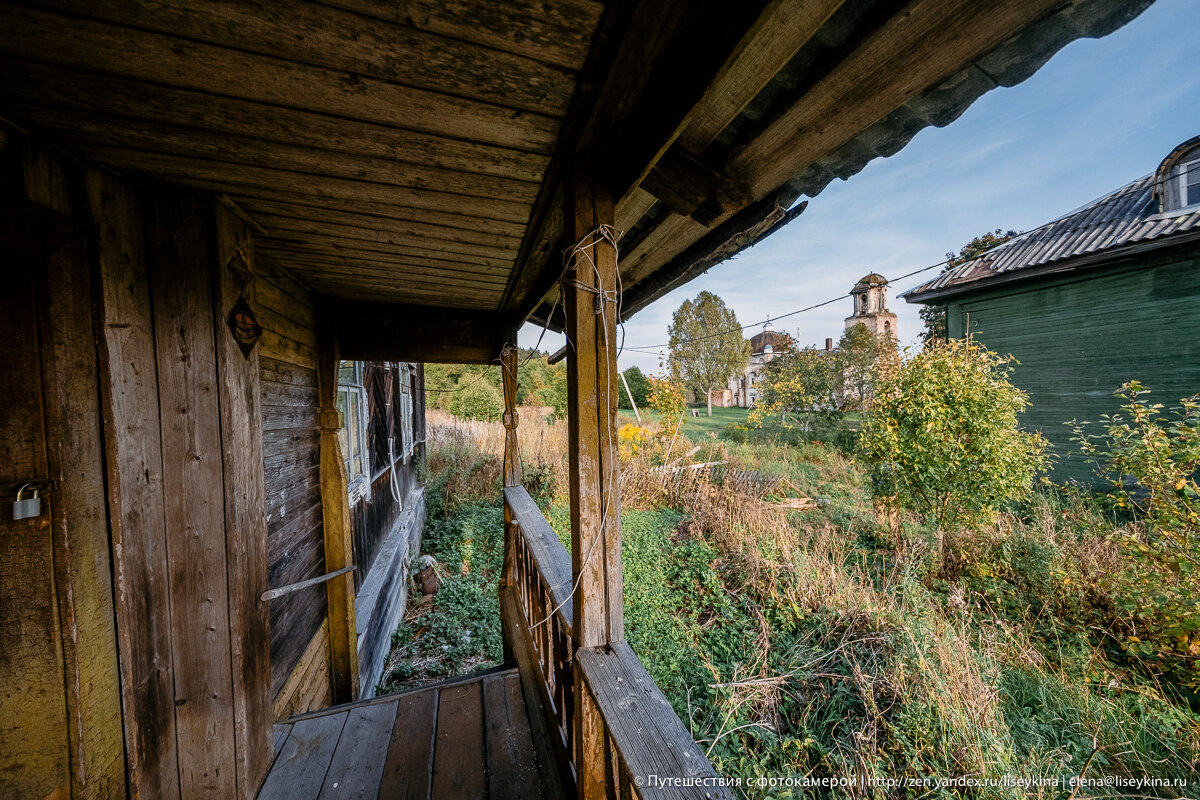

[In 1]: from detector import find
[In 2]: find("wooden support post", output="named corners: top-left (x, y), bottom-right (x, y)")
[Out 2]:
top-left (315, 309), bottom-right (359, 705)
top-left (499, 329), bottom-right (521, 663)
top-left (501, 330), bottom-right (523, 491)
top-left (564, 160), bottom-right (624, 800)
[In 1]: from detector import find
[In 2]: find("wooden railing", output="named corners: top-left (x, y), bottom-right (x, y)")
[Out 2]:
top-left (502, 486), bottom-right (733, 799)
top-left (501, 486), bottom-right (576, 783)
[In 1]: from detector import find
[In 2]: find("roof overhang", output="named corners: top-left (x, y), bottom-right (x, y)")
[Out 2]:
top-left (904, 227), bottom-right (1200, 304)
top-left (0, 0), bottom-right (1155, 352)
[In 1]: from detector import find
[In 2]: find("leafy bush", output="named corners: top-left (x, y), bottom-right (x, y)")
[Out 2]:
top-left (380, 502), bottom-right (504, 692)
top-left (647, 376), bottom-right (687, 440)
top-left (859, 337), bottom-right (1049, 529)
top-left (1072, 383), bottom-right (1200, 687)
top-left (450, 378), bottom-right (503, 421)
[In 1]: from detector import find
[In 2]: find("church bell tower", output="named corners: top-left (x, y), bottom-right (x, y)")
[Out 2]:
top-left (845, 273), bottom-right (897, 339)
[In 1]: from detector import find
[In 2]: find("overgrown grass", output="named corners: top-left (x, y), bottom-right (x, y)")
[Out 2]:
top-left (390, 408), bottom-right (1200, 797)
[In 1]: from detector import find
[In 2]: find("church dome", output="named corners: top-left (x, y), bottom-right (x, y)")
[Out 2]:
top-left (852, 273), bottom-right (887, 292)
top-left (749, 327), bottom-right (789, 354)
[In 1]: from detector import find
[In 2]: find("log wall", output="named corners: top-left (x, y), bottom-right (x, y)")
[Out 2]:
top-left (256, 255), bottom-right (329, 701)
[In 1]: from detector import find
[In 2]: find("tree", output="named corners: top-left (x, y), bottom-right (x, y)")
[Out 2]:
top-left (837, 323), bottom-right (897, 411)
top-left (748, 347), bottom-right (841, 433)
top-left (618, 366), bottom-right (651, 411)
top-left (450, 377), bottom-right (503, 421)
top-left (859, 337), bottom-right (1048, 530)
top-left (667, 291), bottom-right (749, 416)
top-left (518, 349), bottom-right (568, 419)
top-left (920, 229), bottom-right (1020, 344)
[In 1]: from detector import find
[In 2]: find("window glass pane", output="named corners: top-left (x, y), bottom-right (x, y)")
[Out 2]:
top-left (339, 360), bottom-right (356, 384)
top-left (337, 390), bottom-right (349, 458)
top-left (1188, 180), bottom-right (1200, 207)
top-left (347, 395), bottom-right (360, 457)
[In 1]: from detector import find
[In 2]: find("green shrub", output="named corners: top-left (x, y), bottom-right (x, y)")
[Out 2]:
top-left (860, 337), bottom-right (1049, 529)
top-left (450, 378), bottom-right (503, 421)
top-left (1072, 383), bottom-right (1200, 688)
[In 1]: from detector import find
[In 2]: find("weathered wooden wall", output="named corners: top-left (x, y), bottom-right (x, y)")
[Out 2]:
top-left (0, 134), bottom-right (120, 800)
top-left (0, 128), bottom-right (277, 799)
top-left (90, 170), bottom-right (274, 799)
top-left (351, 362), bottom-right (427, 695)
top-left (256, 254), bottom-right (329, 702)
top-left (351, 363), bottom-right (422, 589)
top-left (271, 622), bottom-right (332, 721)
top-left (944, 246), bottom-right (1200, 481)
top-left (0, 123), bottom-right (431, 796)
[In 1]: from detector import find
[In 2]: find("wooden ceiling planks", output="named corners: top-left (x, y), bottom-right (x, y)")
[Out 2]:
top-left (8, 108), bottom-right (540, 204)
top-left (65, 149), bottom-right (534, 224)
top-left (29, 0), bottom-right (578, 115)
top-left (248, 217), bottom-right (521, 261)
top-left (0, 7), bottom-right (561, 153)
top-left (0, 0), bottom-right (599, 310)
top-left (0, 0), bottom-right (1146, 321)
top-left (255, 239), bottom-right (515, 274)
top-left (0, 60), bottom-right (550, 183)
top-left (319, 0), bottom-right (605, 71)
top-left (234, 200), bottom-right (528, 245)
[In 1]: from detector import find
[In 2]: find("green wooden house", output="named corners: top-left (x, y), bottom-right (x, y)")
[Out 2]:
top-left (904, 135), bottom-right (1200, 481)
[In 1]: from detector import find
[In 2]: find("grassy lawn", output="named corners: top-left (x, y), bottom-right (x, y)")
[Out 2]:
top-left (618, 404), bottom-right (749, 444)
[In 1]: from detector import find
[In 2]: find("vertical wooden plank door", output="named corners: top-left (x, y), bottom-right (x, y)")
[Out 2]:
top-left (0, 247), bottom-right (71, 800)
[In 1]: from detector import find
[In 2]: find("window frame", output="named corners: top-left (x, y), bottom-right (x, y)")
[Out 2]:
top-left (1180, 158), bottom-right (1200, 209)
top-left (337, 360), bottom-right (371, 503)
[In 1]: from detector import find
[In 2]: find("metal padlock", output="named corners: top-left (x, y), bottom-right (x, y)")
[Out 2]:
top-left (13, 484), bottom-right (42, 520)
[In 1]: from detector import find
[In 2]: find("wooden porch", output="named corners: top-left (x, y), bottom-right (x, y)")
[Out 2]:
top-left (260, 668), bottom-right (563, 800)
top-left (259, 480), bottom-right (718, 800)
top-left (0, 1), bottom-right (1151, 798)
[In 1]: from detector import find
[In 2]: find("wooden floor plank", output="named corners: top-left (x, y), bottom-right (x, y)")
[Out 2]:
top-left (257, 712), bottom-right (347, 800)
top-left (484, 673), bottom-right (546, 800)
top-left (431, 681), bottom-right (487, 799)
top-left (317, 700), bottom-right (398, 799)
top-left (378, 688), bottom-right (438, 800)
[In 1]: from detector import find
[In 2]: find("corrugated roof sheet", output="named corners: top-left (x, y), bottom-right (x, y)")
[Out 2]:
top-left (905, 173), bottom-right (1200, 299)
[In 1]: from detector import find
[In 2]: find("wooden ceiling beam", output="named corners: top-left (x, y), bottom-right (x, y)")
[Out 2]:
top-left (333, 300), bottom-right (509, 364)
top-left (580, 0), bottom-right (773, 205)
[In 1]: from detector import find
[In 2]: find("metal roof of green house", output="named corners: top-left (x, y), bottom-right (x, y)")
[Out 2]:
top-left (904, 170), bottom-right (1200, 302)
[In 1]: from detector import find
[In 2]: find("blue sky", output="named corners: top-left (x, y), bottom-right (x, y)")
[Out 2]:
top-left (521, 0), bottom-right (1200, 374)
